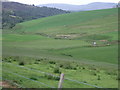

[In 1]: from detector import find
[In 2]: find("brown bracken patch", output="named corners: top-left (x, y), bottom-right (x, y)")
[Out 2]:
top-left (0, 81), bottom-right (17, 88)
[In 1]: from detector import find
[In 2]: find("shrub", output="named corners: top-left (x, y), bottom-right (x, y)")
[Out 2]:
top-left (19, 61), bottom-right (25, 65)
top-left (82, 67), bottom-right (85, 70)
top-left (58, 62), bottom-right (77, 70)
top-left (36, 59), bottom-right (41, 62)
top-left (30, 77), bottom-right (38, 80)
top-left (106, 71), bottom-right (117, 76)
top-left (59, 64), bottom-right (63, 68)
top-left (97, 75), bottom-right (101, 80)
top-left (54, 67), bottom-right (61, 74)
top-left (83, 81), bottom-right (87, 83)
top-left (49, 61), bottom-right (56, 64)
top-left (93, 73), bottom-right (97, 76)
top-left (8, 60), bottom-right (12, 63)
top-left (4, 57), bottom-right (12, 63)
top-left (91, 72), bottom-right (97, 76)
top-left (64, 64), bottom-right (72, 69)
top-left (54, 76), bottom-right (60, 81)
top-left (44, 74), bottom-right (53, 80)
top-left (13, 56), bottom-right (20, 61)
top-left (34, 61), bottom-right (39, 64)
top-left (59, 62), bottom-right (71, 69)
top-left (4, 58), bottom-right (7, 61)
top-left (13, 59), bottom-right (16, 61)
top-left (73, 67), bottom-right (77, 70)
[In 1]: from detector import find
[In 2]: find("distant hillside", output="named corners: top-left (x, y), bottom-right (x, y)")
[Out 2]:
top-left (38, 2), bottom-right (117, 11)
top-left (2, 1), bottom-right (69, 28)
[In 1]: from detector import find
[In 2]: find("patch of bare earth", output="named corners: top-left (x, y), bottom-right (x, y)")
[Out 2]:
top-left (0, 81), bottom-right (17, 88)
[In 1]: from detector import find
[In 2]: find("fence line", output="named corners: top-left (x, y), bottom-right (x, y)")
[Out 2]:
top-left (4, 62), bottom-right (59, 77)
top-left (3, 69), bottom-right (55, 88)
top-left (65, 78), bottom-right (102, 88)
top-left (3, 62), bottom-right (103, 88)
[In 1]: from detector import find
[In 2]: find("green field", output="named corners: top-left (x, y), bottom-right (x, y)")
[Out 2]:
top-left (2, 8), bottom-right (118, 88)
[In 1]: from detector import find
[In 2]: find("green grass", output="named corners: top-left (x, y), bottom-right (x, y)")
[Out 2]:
top-left (3, 33), bottom-right (118, 64)
top-left (2, 8), bottom-right (118, 88)
top-left (2, 60), bottom-right (118, 88)
top-left (3, 34), bottom-right (49, 42)
top-left (102, 31), bottom-right (118, 41)
top-left (12, 8), bottom-right (118, 38)
top-left (54, 45), bottom-right (118, 64)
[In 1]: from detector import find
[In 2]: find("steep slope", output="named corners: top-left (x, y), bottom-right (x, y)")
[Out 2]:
top-left (2, 1), bottom-right (69, 28)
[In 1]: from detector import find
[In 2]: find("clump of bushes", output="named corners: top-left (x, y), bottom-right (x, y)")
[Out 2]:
top-left (54, 67), bottom-right (61, 74)
top-left (35, 58), bottom-right (44, 62)
top-left (7, 60), bottom-right (12, 63)
top-left (106, 71), bottom-right (117, 76)
top-left (3, 57), bottom-right (12, 63)
top-left (93, 73), bottom-right (97, 76)
top-left (91, 72), bottom-right (97, 76)
top-left (83, 81), bottom-right (87, 83)
top-left (30, 77), bottom-right (38, 80)
top-left (35, 58), bottom-right (49, 64)
top-left (97, 75), bottom-right (101, 80)
top-left (82, 67), bottom-right (85, 70)
top-left (19, 61), bottom-right (25, 65)
top-left (58, 62), bottom-right (77, 70)
top-left (34, 61), bottom-right (39, 64)
top-left (44, 74), bottom-right (53, 80)
top-left (49, 61), bottom-right (56, 64)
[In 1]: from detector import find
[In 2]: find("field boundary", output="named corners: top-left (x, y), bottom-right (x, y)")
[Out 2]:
top-left (3, 69), bottom-right (55, 88)
top-left (3, 62), bottom-right (103, 88)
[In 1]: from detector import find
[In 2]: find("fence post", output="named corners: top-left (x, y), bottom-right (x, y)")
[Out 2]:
top-left (58, 73), bottom-right (64, 90)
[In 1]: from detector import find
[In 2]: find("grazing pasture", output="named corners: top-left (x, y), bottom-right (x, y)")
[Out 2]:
top-left (2, 8), bottom-right (118, 88)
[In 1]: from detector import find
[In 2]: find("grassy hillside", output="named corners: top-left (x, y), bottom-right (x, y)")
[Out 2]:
top-left (3, 8), bottom-right (118, 64)
top-left (13, 8), bottom-right (118, 39)
top-left (2, 8), bottom-right (118, 88)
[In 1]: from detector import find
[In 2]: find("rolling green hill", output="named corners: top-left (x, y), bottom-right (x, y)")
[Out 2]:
top-left (2, 8), bottom-right (118, 88)
top-left (13, 8), bottom-right (118, 40)
top-left (3, 8), bottom-right (118, 64)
